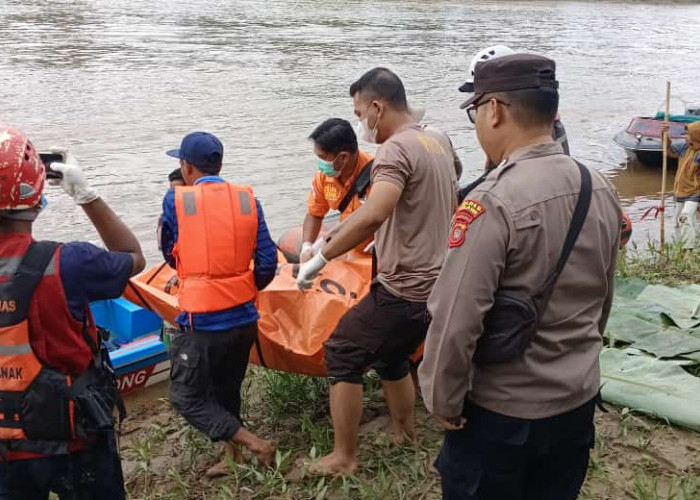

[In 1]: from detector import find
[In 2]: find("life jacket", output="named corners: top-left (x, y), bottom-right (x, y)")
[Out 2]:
top-left (173, 182), bottom-right (258, 314)
top-left (0, 241), bottom-right (122, 460)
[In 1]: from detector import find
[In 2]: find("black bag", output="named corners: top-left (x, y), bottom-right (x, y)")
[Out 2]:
top-left (473, 161), bottom-right (592, 366)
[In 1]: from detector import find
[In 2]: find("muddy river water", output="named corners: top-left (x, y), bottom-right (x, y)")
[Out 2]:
top-left (2, 0), bottom-right (700, 260)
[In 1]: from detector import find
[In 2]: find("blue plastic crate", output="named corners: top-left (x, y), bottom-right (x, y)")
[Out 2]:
top-left (90, 298), bottom-right (162, 344)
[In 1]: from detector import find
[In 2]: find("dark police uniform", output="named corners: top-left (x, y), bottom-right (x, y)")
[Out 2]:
top-left (419, 55), bottom-right (622, 500)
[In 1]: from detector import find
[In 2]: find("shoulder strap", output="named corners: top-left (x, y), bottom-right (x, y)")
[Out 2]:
top-left (457, 170), bottom-right (490, 204)
top-left (338, 160), bottom-right (374, 214)
top-left (534, 161), bottom-right (592, 309)
top-left (0, 241), bottom-right (59, 326)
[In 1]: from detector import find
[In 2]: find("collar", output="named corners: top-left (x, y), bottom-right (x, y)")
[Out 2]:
top-left (494, 141), bottom-right (564, 178)
top-left (194, 175), bottom-right (225, 185)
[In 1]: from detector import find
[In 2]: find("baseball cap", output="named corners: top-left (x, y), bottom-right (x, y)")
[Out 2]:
top-left (459, 54), bottom-right (558, 109)
top-left (166, 132), bottom-right (223, 170)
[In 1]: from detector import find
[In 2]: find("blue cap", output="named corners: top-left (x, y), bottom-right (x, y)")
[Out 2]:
top-left (166, 132), bottom-right (224, 170)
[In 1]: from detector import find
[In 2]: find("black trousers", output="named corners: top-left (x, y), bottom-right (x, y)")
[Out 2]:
top-left (0, 432), bottom-right (125, 500)
top-left (436, 399), bottom-right (595, 500)
top-left (169, 323), bottom-right (258, 442)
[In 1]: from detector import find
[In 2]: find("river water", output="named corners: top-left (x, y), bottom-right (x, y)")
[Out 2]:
top-left (2, 0), bottom-right (700, 261)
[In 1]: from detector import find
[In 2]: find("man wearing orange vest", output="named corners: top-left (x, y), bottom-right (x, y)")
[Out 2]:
top-left (160, 131), bottom-right (277, 476)
top-left (0, 126), bottom-right (145, 498)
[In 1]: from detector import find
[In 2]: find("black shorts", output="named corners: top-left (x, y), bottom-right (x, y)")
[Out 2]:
top-left (323, 282), bottom-right (429, 385)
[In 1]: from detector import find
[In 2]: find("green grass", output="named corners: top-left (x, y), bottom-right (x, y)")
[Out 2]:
top-left (617, 237), bottom-right (700, 285)
top-left (118, 240), bottom-right (700, 499)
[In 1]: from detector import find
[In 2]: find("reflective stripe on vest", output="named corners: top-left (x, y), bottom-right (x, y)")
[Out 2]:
top-left (0, 242), bottom-right (74, 447)
top-left (173, 183), bottom-right (258, 314)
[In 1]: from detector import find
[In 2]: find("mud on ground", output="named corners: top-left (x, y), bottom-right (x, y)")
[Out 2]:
top-left (120, 371), bottom-right (700, 500)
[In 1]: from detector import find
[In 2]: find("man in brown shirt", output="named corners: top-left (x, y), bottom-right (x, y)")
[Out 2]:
top-left (419, 55), bottom-right (621, 499)
top-left (296, 67), bottom-right (459, 475)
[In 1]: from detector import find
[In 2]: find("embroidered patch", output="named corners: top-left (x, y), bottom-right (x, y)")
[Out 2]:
top-left (456, 199), bottom-right (486, 221)
top-left (449, 200), bottom-right (485, 248)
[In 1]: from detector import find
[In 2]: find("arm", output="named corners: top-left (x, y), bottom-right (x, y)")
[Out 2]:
top-left (418, 194), bottom-right (509, 419)
top-left (302, 213), bottom-right (324, 244)
top-left (160, 188), bottom-right (178, 269)
top-left (599, 238), bottom-right (619, 335)
top-left (81, 199), bottom-right (146, 276)
top-left (253, 199), bottom-right (278, 290)
top-left (321, 181), bottom-right (402, 260)
top-left (49, 158), bottom-right (145, 276)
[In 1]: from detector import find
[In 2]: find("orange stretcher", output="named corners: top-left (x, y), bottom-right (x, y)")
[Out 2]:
top-left (124, 253), bottom-right (375, 377)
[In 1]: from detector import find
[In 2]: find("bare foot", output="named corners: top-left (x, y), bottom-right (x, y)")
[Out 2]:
top-left (248, 438), bottom-right (276, 466)
top-left (391, 427), bottom-right (416, 445)
top-left (205, 459), bottom-right (232, 478)
top-left (205, 443), bottom-right (245, 478)
top-left (308, 452), bottom-right (357, 477)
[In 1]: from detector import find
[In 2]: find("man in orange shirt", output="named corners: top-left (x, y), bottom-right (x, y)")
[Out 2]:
top-left (301, 118), bottom-right (374, 262)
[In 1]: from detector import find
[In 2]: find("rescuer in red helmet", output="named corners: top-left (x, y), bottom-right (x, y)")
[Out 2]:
top-left (0, 126), bottom-right (144, 499)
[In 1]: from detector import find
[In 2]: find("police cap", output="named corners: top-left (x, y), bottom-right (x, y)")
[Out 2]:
top-left (459, 54), bottom-right (558, 109)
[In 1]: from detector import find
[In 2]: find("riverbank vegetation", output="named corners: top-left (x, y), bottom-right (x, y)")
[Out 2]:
top-left (120, 244), bottom-right (700, 499)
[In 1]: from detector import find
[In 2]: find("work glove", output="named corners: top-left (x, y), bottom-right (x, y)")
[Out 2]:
top-left (46, 149), bottom-right (99, 205)
top-left (300, 241), bottom-right (314, 263)
top-left (300, 238), bottom-right (326, 263)
top-left (297, 252), bottom-right (328, 290)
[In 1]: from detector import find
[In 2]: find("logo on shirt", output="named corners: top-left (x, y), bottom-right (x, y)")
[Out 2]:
top-left (324, 184), bottom-right (340, 202)
top-left (449, 200), bottom-right (485, 248)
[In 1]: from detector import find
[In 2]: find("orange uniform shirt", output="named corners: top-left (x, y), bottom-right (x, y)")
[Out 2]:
top-left (307, 149), bottom-right (374, 255)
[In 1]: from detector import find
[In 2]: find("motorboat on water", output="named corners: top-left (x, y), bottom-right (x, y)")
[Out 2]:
top-left (614, 102), bottom-right (700, 167)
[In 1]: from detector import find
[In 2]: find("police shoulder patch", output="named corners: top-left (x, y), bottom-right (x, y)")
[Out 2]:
top-left (449, 199), bottom-right (486, 248)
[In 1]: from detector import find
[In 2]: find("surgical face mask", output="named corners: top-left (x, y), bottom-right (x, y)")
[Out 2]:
top-left (317, 156), bottom-right (339, 177)
top-left (356, 103), bottom-right (380, 144)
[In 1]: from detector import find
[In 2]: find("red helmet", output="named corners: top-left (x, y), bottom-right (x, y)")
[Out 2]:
top-left (0, 126), bottom-right (45, 211)
top-left (620, 213), bottom-right (633, 248)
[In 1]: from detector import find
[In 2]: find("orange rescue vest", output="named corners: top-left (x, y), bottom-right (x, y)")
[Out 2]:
top-left (0, 242), bottom-right (76, 455)
top-left (173, 182), bottom-right (259, 314)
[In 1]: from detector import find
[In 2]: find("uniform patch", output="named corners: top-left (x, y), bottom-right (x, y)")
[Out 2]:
top-left (324, 184), bottom-right (340, 202)
top-left (449, 200), bottom-right (485, 248)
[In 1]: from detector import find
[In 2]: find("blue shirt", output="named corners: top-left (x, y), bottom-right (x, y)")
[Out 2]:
top-left (160, 176), bottom-right (278, 331)
top-left (60, 242), bottom-right (134, 321)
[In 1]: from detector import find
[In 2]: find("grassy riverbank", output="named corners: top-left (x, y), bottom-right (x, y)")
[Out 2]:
top-left (121, 245), bottom-right (700, 499)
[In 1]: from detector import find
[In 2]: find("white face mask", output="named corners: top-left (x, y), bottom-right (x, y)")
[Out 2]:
top-left (355, 104), bottom-right (380, 144)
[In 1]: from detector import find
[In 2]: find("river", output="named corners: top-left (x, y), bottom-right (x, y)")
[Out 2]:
top-left (2, 0), bottom-right (700, 260)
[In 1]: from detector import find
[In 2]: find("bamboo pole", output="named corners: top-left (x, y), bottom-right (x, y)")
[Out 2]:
top-left (660, 80), bottom-right (671, 247)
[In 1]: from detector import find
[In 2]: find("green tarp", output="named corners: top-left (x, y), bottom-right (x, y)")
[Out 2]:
top-left (603, 279), bottom-right (700, 431)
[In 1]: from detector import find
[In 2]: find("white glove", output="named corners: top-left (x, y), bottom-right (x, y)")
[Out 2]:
top-left (300, 241), bottom-right (314, 263)
top-left (300, 238), bottom-right (326, 263)
top-left (297, 252), bottom-right (328, 290)
top-left (48, 162), bottom-right (99, 205)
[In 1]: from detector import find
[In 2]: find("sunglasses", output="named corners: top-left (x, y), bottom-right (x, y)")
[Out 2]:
top-left (465, 97), bottom-right (511, 124)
